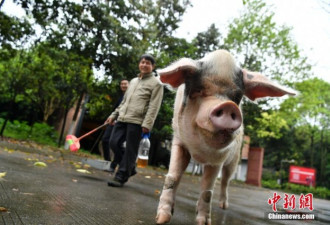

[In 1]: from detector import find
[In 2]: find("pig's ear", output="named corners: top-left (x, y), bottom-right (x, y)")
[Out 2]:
top-left (157, 58), bottom-right (198, 88)
top-left (242, 69), bottom-right (296, 101)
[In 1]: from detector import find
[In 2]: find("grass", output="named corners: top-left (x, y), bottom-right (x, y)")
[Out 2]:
top-left (262, 179), bottom-right (330, 200)
top-left (0, 118), bottom-right (58, 146)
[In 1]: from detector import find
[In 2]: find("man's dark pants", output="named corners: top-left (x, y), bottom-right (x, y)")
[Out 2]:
top-left (109, 122), bottom-right (142, 182)
top-left (101, 125), bottom-right (114, 161)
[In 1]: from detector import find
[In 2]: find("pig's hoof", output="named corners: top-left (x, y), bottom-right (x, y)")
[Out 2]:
top-left (156, 210), bottom-right (172, 224)
top-left (196, 216), bottom-right (211, 225)
top-left (219, 200), bottom-right (228, 209)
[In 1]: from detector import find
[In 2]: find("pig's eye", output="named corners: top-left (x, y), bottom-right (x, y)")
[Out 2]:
top-left (228, 89), bottom-right (243, 104)
top-left (190, 90), bottom-right (203, 98)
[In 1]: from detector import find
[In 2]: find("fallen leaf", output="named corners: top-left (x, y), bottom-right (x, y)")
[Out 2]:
top-left (4, 148), bottom-right (14, 153)
top-left (145, 176), bottom-right (151, 179)
top-left (155, 189), bottom-right (161, 195)
top-left (83, 164), bottom-right (91, 169)
top-left (34, 162), bottom-right (47, 167)
top-left (0, 172), bottom-right (6, 178)
top-left (0, 207), bottom-right (8, 212)
top-left (21, 192), bottom-right (34, 196)
top-left (76, 169), bottom-right (91, 174)
top-left (25, 158), bottom-right (38, 161)
top-left (72, 179), bottom-right (78, 183)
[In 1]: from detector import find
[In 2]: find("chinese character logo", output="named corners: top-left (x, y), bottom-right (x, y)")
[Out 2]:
top-left (268, 192), bottom-right (281, 211)
top-left (299, 193), bottom-right (314, 211)
top-left (268, 192), bottom-right (314, 212)
top-left (283, 194), bottom-right (296, 210)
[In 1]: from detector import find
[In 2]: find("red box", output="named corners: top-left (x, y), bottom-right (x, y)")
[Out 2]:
top-left (289, 166), bottom-right (316, 187)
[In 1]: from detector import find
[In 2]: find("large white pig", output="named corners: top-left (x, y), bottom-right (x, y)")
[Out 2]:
top-left (155, 50), bottom-right (295, 225)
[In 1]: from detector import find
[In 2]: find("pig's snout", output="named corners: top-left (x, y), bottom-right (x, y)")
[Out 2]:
top-left (210, 102), bottom-right (242, 132)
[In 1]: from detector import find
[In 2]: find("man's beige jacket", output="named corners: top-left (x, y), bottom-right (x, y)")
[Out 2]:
top-left (109, 72), bottom-right (163, 130)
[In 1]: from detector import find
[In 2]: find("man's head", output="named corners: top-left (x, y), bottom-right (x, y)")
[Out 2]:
top-left (120, 79), bottom-right (129, 92)
top-left (139, 54), bottom-right (155, 75)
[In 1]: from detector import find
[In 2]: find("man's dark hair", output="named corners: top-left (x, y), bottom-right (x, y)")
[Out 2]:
top-left (120, 78), bottom-right (128, 83)
top-left (140, 54), bottom-right (155, 65)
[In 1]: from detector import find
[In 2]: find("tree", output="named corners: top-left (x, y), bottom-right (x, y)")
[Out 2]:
top-left (222, 0), bottom-right (313, 147)
top-left (0, 42), bottom-right (93, 136)
top-left (280, 78), bottom-right (330, 178)
top-left (0, 50), bottom-right (32, 136)
top-left (192, 24), bottom-right (222, 58)
top-left (262, 78), bottom-right (330, 187)
top-left (9, 0), bottom-right (192, 140)
top-left (0, 11), bottom-right (34, 51)
top-left (24, 43), bottom-right (93, 123)
top-left (224, 0), bottom-right (312, 86)
top-left (12, 0), bottom-right (191, 78)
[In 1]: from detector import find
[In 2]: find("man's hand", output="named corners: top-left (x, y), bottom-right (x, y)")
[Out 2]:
top-left (105, 117), bottom-right (115, 125)
top-left (142, 127), bottom-right (149, 134)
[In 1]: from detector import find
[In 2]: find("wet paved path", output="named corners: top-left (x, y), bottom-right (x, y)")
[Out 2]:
top-left (0, 141), bottom-right (329, 225)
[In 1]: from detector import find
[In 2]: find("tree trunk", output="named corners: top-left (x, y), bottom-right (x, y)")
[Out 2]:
top-left (310, 135), bottom-right (314, 167)
top-left (310, 129), bottom-right (315, 168)
top-left (64, 92), bottom-right (84, 149)
top-left (58, 107), bottom-right (69, 147)
top-left (0, 117), bottom-right (8, 137)
top-left (0, 0), bottom-right (5, 9)
top-left (320, 128), bottom-right (327, 185)
top-left (0, 93), bottom-right (16, 137)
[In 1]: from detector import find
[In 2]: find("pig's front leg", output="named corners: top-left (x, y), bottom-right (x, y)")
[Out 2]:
top-left (156, 138), bottom-right (191, 224)
top-left (219, 149), bottom-right (240, 209)
top-left (196, 165), bottom-right (221, 225)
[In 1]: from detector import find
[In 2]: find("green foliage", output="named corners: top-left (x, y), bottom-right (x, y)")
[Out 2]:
top-left (152, 89), bottom-right (175, 139)
top-left (0, 0), bottom-right (328, 190)
top-left (29, 122), bottom-right (59, 145)
top-left (12, 0), bottom-right (192, 80)
top-left (192, 24), bottom-right (222, 58)
top-left (0, 50), bottom-right (31, 101)
top-left (262, 168), bottom-right (278, 181)
top-left (0, 44), bottom-right (93, 125)
top-left (261, 180), bottom-right (330, 200)
top-left (281, 78), bottom-right (330, 128)
top-left (85, 78), bottom-right (120, 120)
top-left (224, 0), bottom-right (311, 85)
top-left (221, 0), bottom-right (313, 148)
top-left (283, 183), bottom-right (330, 200)
top-left (26, 43), bottom-right (93, 122)
top-left (262, 179), bottom-right (281, 190)
top-left (278, 78), bottom-right (330, 186)
top-left (246, 111), bottom-right (289, 146)
top-left (0, 11), bottom-right (34, 49)
top-left (0, 118), bottom-right (58, 146)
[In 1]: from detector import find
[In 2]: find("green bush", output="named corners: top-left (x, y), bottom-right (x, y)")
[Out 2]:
top-left (30, 122), bottom-right (59, 146)
top-left (284, 183), bottom-right (330, 200)
top-left (262, 168), bottom-right (278, 181)
top-left (0, 118), bottom-right (58, 146)
top-left (262, 179), bottom-right (330, 200)
top-left (262, 179), bottom-right (281, 189)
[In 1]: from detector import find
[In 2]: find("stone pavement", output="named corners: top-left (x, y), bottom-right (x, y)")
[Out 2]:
top-left (0, 140), bottom-right (329, 225)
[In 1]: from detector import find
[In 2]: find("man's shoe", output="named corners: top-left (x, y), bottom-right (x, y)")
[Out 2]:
top-left (107, 178), bottom-right (124, 187)
top-left (130, 168), bottom-right (137, 177)
top-left (108, 167), bottom-right (115, 175)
